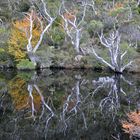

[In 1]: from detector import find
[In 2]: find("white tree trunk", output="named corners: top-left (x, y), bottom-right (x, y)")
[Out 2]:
top-left (25, 0), bottom-right (55, 66)
top-left (86, 30), bottom-right (133, 73)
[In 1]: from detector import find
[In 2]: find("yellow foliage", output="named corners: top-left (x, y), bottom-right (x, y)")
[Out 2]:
top-left (8, 28), bottom-right (27, 61)
top-left (8, 11), bottom-right (41, 61)
top-left (9, 77), bottom-right (41, 111)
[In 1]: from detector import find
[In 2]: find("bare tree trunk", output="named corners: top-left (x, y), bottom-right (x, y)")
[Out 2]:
top-left (24, 0), bottom-right (55, 67)
top-left (85, 30), bottom-right (133, 73)
top-left (59, 0), bottom-right (96, 55)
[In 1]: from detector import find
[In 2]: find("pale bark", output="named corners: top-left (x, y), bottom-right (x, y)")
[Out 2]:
top-left (27, 84), bottom-right (36, 119)
top-left (27, 83), bottom-right (54, 122)
top-left (59, 0), bottom-right (95, 54)
top-left (25, 0), bottom-right (55, 66)
top-left (137, 0), bottom-right (140, 7)
top-left (85, 30), bottom-right (133, 73)
top-left (59, 1), bottom-right (82, 53)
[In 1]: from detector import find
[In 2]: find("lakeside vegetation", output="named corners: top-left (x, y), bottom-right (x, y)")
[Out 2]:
top-left (0, 0), bottom-right (140, 73)
top-left (0, 1), bottom-right (140, 138)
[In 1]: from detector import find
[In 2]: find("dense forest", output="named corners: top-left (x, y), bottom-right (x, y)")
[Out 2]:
top-left (0, 0), bottom-right (140, 73)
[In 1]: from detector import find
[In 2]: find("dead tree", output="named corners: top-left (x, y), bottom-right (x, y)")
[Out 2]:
top-left (24, 0), bottom-right (55, 66)
top-left (87, 29), bottom-right (133, 73)
top-left (59, 0), bottom-right (96, 54)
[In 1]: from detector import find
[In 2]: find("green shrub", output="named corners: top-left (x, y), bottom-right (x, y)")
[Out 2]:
top-left (120, 42), bottom-right (138, 63)
top-left (52, 49), bottom-right (74, 67)
top-left (81, 55), bottom-right (103, 68)
top-left (0, 51), bottom-right (14, 62)
top-left (49, 27), bottom-right (65, 46)
top-left (36, 46), bottom-right (54, 68)
top-left (17, 59), bottom-right (35, 70)
top-left (18, 0), bottom-right (30, 12)
top-left (87, 20), bottom-right (104, 36)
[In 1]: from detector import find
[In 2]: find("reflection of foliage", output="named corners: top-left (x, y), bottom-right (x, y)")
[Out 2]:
top-left (9, 77), bottom-right (28, 110)
top-left (0, 69), bottom-right (139, 139)
top-left (0, 82), bottom-right (7, 94)
top-left (17, 71), bottom-right (34, 81)
top-left (122, 111), bottom-right (140, 138)
top-left (52, 90), bottom-right (65, 109)
top-left (9, 77), bottom-right (41, 111)
top-left (18, 0), bottom-right (30, 12)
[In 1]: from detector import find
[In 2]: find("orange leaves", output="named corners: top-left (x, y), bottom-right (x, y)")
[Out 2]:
top-left (64, 12), bottom-right (75, 22)
top-left (122, 111), bottom-right (140, 137)
top-left (127, 111), bottom-right (140, 126)
top-left (13, 19), bottom-right (29, 32)
top-left (114, 2), bottom-right (124, 9)
top-left (109, 2), bottom-right (125, 16)
top-left (122, 121), bottom-right (135, 134)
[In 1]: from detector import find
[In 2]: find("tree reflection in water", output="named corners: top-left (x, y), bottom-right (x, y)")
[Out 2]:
top-left (93, 75), bottom-right (134, 118)
top-left (0, 70), bottom-right (139, 140)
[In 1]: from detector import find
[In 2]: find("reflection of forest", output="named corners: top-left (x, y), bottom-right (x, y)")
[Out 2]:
top-left (0, 70), bottom-right (140, 139)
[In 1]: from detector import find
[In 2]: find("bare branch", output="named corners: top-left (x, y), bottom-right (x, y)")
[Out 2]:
top-left (121, 60), bottom-right (133, 72)
top-left (33, 18), bottom-right (55, 53)
top-left (59, 0), bottom-right (86, 54)
top-left (91, 47), bottom-right (115, 71)
top-left (26, 10), bottom-right (33, 52)
top-left (24, 0), bottom-right (55, 66)
top-left (90, 29), bottom-right (133, 73)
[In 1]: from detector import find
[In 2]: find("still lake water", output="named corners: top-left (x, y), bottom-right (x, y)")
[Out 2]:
top-left (0, 69), bottom-right (140, 140)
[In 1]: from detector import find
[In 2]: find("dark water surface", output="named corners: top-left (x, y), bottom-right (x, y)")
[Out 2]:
top-left (0, 69), bottom-right (140, 140)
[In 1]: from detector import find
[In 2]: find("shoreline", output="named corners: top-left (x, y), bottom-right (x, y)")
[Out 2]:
top-left (0, 66), bottom-right (140, 74)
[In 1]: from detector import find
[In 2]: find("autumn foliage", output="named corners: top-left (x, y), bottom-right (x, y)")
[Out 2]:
top-left (122, 111), bottom-right (140, 138)
top-left (8, 11), bottom-right (41, 61)
top-left (109, 2), bottom-right (125, 16)
top-left (9, 77), bottom-right (41, 112)
top-left (63, 11), bottom-right (77, 22)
